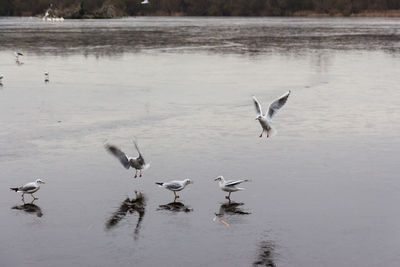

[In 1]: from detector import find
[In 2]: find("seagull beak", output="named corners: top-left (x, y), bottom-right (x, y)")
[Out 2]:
top-left (190, 181), bottom-right (194, 184)
top-left (214, 177), bottom-right (219, 181)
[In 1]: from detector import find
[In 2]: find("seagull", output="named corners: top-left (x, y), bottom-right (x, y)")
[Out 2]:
top-left (156, 179), bottom-right (193, 199)
top-left (10, 179), bottom-right (45, 201)
top-left (141, 0), bottom-right (149, 4)
top-left (105, 139), bottom-right (150, 178)
top-left (253, 91), bottom-right (291, 138)
top-left (14, 51), bottom-right (23, 59)
top-left (45, 72), bottom-right (49, 82)
top-left (214, 176), bottom-right (248, 200)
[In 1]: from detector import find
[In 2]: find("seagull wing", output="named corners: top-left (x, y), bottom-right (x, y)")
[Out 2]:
top-left (267, 90), bottom-right (291, 121)
top-left (252, 96), bottom-right (263, 116)
top-left (225, 179), bottom-right (248, 186)
top-left (133, 139), bottom-right (148, 166)
top-left (105, 144), bottom-right (130, 169)
top-left (163, 181), bottom-right (183, 190)
top-left (20, 182), bottom-right (38, 192)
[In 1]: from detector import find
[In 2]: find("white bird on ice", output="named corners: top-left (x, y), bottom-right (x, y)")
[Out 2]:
top-left (105, 140), bottom-right (150, 178)
top-left (214, 176), bottom-right (248, 200)
top-left (156, 179), bottom-right (193, 199)
top-left (253, 90), bottom-right (291, 138)
top-left (10, 179), bottom-right (45, 201)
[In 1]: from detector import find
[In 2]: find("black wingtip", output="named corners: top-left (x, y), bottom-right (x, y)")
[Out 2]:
top-left (10, 187), bottom-right (18, 192)
top-left (155, 182), bottom-right (163, 186)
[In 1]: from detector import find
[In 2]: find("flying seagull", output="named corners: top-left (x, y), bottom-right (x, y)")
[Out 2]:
top-left (105, 140), bottom-right (150, 178)
top-left (10, 179), bottom-right (45, 201)
top-left (214, 176), bottom-right (248, 200)
top-left (156, 179), bottom-right (193, 199)
top-left (253, 90), bottom-right (291, 138)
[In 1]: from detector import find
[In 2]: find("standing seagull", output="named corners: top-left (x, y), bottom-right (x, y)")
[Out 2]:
top-left (253, 91), bottom-right (291, 138)
top-left (156, 179), bottom-right (193, 199)
top-left (105, 140), bottom-right (150, 178)
top-left (10, 179), bottom-right (45, 201)
top-left (14, 51), bottom-right (23, 60)
top-left (214, 176), bottom-right (248, 200)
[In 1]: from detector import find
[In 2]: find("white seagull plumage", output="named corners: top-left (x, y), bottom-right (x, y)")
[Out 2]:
top-left (214, 176), bottom-right (248, 200)
top-left (156, 179), bottom-right (193, 199)
top-left (141, 0), bottom-right (149, 4)
top-left (10, 179), bottom-right (45, 201)
top-left (253, 90), bottom-right (291, 138)
top-left (105, 139), bottom-right (150, 178)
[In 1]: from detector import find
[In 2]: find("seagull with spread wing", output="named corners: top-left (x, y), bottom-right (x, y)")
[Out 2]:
top-left (156, 179), bottom-right (193, 199)
top-left (105, 140), bottom-right (150, 178)
top-left (253, 91), bottom-right (291, 138)
top-left (10, 179), bottom-right (45, 201)
top-left (214, 176), bottom-right (248, 200)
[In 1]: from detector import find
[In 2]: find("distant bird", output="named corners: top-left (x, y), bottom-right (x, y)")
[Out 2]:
top-left (14, 51), bottom-right (23, 59)
top-left (45, 72), bottom-right (49, 82)
top-left (253, 91), bottom-right (291, 138)
top-left (214, 176), bottom-right (248, 200)
top-left (10, 179), bottom-right (45, 201)
top-left (141, 0), bottom-right (149, 4)
top-left (156, 179), bottom-right (193, 199)
top-left (105, 140), bottom-right (150, 178)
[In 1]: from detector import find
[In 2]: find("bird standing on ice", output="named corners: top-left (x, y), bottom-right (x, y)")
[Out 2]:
top-left (253, 91), bottom-right (291, 138)
top-left (105, 140), bottom-right (150, 178)
top-left (156, 179), bottom-right (193, 199)
top-left (10, 179), bottom-right (45, 201)
top-left (214, 176), bottom-right (248, 200)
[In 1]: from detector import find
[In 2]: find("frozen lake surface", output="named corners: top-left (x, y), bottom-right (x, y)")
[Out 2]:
top-left (0, 17), bottom-right (399, 267)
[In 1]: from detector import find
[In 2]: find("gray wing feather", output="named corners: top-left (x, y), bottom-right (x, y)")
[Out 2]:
top-left (133, 139), bottom-right (146, 165)
top-left (20, 185), bottom-right (37, 191)
top-left (225, 180), bottom-right (248, 186)
top-left (252, 96), bottom-right (263, 116)
top-left (267, 91), bottom-right (290, 120)
top-left (164, 182), bottom-right (183, 190)
top-left (105, 144), bottom-right (130, 169)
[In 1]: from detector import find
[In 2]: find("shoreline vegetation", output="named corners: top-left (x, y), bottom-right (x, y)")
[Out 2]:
top-left (0, 0), bottom-right (399, 19)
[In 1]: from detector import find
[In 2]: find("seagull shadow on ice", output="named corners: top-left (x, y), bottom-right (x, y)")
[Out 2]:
top-left (105, 191), bottom-right (146, 239)
top-left (11, 200), bottom-right (43, 217)
top-left (157, 201), bottom-right (193, 213)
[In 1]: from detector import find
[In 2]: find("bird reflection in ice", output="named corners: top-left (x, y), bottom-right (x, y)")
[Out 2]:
top-left (157, 201), bottom-right (193, 213)
top-left (105, 191), bottom-right (146, 239)
top-left (213, 201), bottom-right (251, 227)
top-left (11, 200), bottom-right (43, 217)
top-left (253, 240), bottom-right (276, 267)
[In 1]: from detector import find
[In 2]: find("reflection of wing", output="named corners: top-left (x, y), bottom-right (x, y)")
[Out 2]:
top-left (164, 182), bottom-right (183, 190)
top-left (105, 144), bottom-right (130, 169)
top-left (252, 96), bottom-right (263, 115)
top-left (267, 91), bottom-right (290, 120)
top-left (225, 180), bottom-right (247, 186)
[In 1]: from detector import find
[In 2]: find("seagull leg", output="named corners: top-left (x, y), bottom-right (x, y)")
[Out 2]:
top-left (267, 130), bottom-right (269, 138)
top-left (225, 192), bottom-right (231, 200)
top-left (139, 170), bottom-right (142, 177)
top-left (259, 130), bottom-right (263, 138)
top-left (31, 194), bottom-right (38, 200)
top-left (134, 170), bottom-right (138, 178)
top-left (174, 191), bottom-right (179, 199)
top-left (21, 193), bottom-right (25, 201)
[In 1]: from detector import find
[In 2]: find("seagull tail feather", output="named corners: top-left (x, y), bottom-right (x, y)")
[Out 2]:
top-left (10, 187), bottom-right (18, 192)
top-left (155, 182), bottom-right (164, 186)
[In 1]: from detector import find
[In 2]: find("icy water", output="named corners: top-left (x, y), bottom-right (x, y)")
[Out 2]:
top-left (0, 17), bottom-right (400, 267)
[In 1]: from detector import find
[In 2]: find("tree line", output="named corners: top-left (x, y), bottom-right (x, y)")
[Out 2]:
top-left (1, 0), bottom-right (399, 17)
